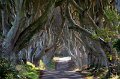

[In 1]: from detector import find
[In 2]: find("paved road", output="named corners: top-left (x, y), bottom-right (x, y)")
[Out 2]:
top-left (41, 71), bottom-right (84, 79)
top-left (55, 57), bottom-right (75, 71)
top-left (40, 57), bottom-right (84, 79)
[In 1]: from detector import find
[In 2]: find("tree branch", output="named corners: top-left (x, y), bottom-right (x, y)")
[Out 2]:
top-left (13, 0), bottom-right (56, 51)
top-left (65, 2), bottom-right (92, 37)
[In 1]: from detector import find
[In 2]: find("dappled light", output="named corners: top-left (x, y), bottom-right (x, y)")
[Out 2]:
top-left (53, 57), bottom-right (71, 62)
top-left (0, 0), bottom-right (120, 79)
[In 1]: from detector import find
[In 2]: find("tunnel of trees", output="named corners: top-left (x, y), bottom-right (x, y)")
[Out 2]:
top-left (0, 0), bottom-right (120, 79)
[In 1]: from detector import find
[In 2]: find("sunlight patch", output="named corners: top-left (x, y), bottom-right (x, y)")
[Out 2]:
top-left (53, 57), bottom-right (71, 62)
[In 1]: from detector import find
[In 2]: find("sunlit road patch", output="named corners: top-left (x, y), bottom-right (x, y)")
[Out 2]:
top-left (53, 57), bottom-right (71, 62)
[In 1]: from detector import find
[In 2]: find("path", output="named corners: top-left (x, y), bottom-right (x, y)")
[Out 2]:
top-left (41, 70), bottom-right (84, 79)
top-left (40, 57), bottom-right (85, 79)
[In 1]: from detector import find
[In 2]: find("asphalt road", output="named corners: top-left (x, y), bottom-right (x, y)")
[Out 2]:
top-left (41, 57), bottom-right (84, 79)
top-left (41, 71), bottom-right (84, 79)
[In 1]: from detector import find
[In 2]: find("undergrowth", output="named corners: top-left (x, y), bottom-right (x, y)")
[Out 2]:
top-left (0, 57), bottom-right (40, 79)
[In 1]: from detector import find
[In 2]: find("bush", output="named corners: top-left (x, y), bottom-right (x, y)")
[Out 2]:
top-left (17, 62), bottom-right (39, 79)
top-left (0, 57), bottom-right (19, 79)
top-left (0, 57), bottom-right (39, 79)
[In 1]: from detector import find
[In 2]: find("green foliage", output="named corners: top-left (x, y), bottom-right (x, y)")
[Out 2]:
top-left (47, 60), bottom-right (55, 70)
top-left (92, 31), bottom-right (99, 39)
top-left (16, 62), bottom-right (39, 79)
top-left (0, 57), bottom-right (19, 79)
top-left (95, 7), bottom-right (119, 42)
top-left (39, 60), bottom-right (46, 70)
top-left (104, 7), bottom-right (120, 22)
top-left (97, 28), bottom-right (117, 42)
top-left (92, 27), bottom-right (117, 42)
top-left (0, 56), bottom-right (40, 79)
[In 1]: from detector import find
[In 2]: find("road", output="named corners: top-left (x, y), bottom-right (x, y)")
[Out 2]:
top-left (40, 57), bottom-right (85, 79)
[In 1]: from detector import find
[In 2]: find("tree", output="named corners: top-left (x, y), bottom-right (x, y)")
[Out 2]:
top-left (0, 0), bottom-right (120, 77)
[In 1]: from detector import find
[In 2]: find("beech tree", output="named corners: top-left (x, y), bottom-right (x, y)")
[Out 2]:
top-left (0, 0), bottom-right (120, 77)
